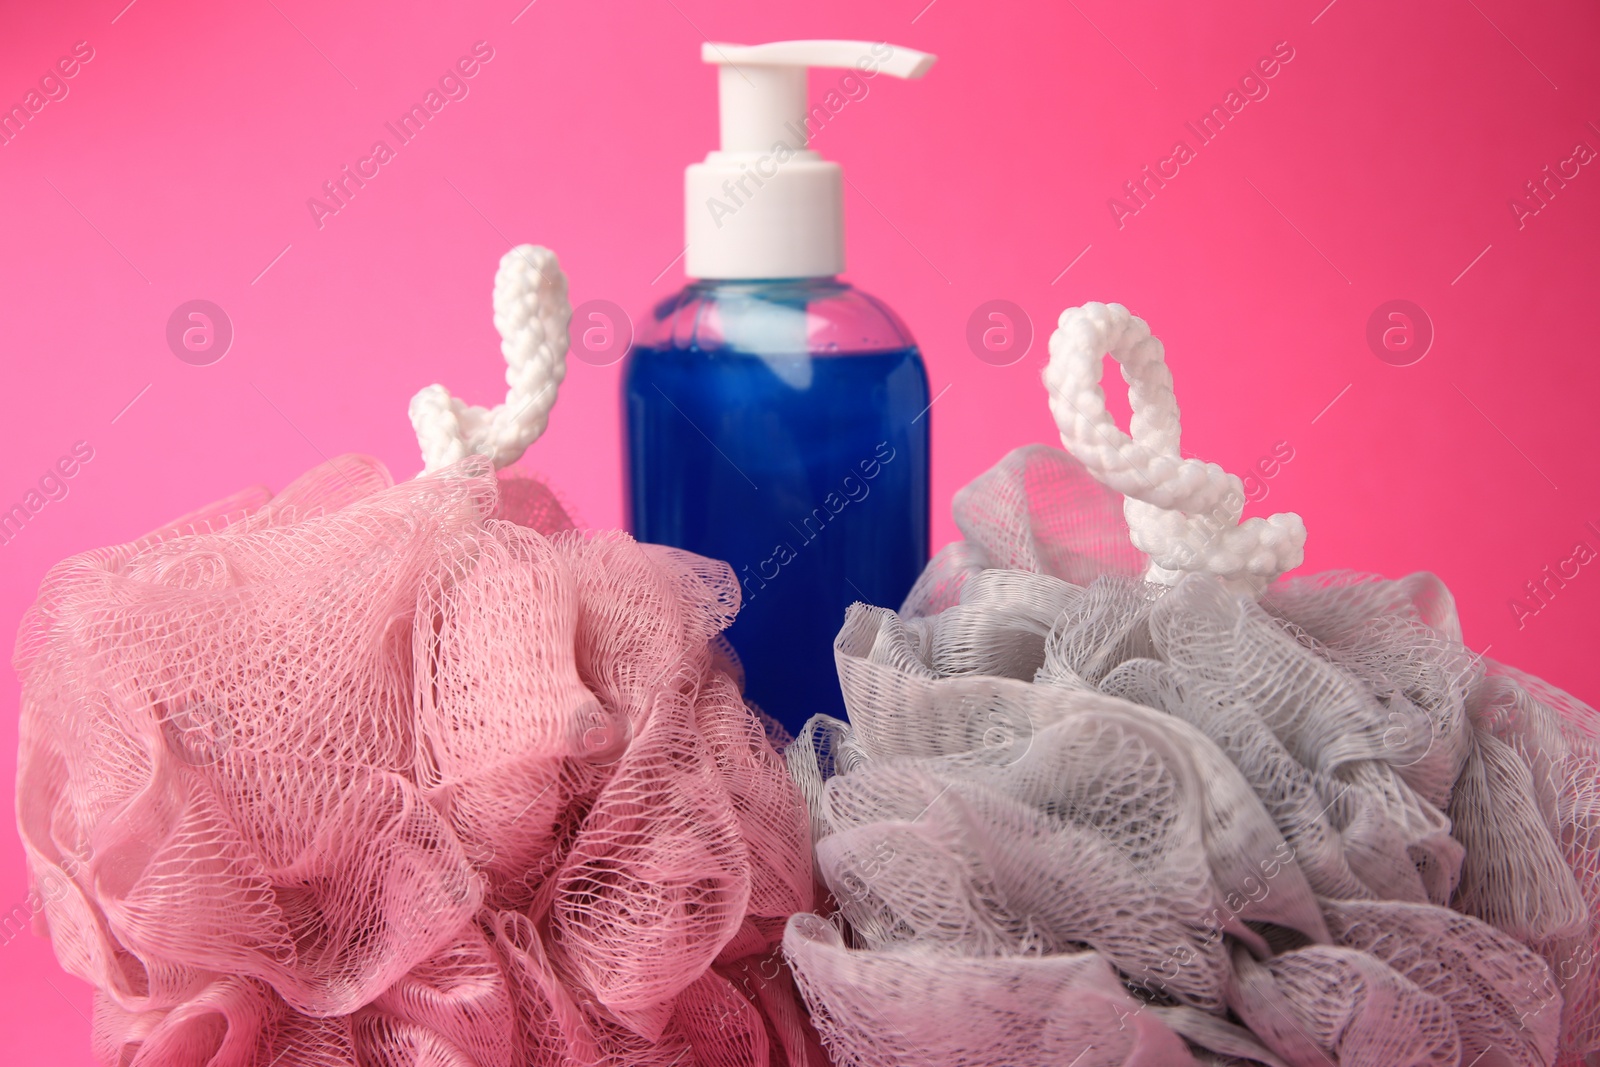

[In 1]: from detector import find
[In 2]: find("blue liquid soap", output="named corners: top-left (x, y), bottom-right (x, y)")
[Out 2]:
top-left (624, 278), bottom-right (930, 732)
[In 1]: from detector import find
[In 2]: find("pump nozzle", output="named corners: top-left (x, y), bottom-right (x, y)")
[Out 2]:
top-left (685, 39), bottom-right (936, 280)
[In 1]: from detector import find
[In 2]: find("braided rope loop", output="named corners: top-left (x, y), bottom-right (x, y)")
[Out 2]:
top-left (1043, 301), bottom-right (1306, 594)
top-left (411, 245), bottom-right (571, 474)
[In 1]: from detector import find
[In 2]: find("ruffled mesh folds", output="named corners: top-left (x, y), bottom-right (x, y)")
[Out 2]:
top-left (15, 455), bottom-right (822, 1067)
top-left (18, 439), bottom-right (1600, 1067)
top-left (783, 444), bottom-right (1600, 1067)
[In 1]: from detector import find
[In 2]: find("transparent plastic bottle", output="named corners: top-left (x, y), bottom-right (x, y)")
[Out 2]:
top-left (624, 277), bottom-right (929, 731)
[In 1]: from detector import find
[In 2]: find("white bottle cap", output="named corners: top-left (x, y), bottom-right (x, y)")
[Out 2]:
top-left (685, 40), bottom-right (936, 280)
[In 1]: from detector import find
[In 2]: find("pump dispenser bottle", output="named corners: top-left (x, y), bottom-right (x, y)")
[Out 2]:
top-left (624, 40), bottom-right (934, 733)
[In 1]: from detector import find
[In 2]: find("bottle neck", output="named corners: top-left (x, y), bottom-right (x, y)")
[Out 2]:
top-left (684, 276), bottom-right (847, 294)
top-left (642, 275), bottom-right (914, 356)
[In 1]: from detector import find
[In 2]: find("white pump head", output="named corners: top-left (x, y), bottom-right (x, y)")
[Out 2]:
top-left (685, 40), bottom-right (935, 280)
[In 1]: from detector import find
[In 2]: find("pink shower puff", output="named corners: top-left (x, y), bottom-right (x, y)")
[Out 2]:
top-left (14, 454), bottom-right (821, 1067)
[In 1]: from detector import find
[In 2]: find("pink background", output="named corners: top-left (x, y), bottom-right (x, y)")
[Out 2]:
top-left (3, 0), bottom-right (1598, 1059)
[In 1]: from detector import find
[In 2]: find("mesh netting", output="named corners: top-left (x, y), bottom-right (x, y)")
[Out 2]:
top-left (15, 454), bottom-right (821, 1067)
top-left (783, 443), bottom-right (1600, 1067)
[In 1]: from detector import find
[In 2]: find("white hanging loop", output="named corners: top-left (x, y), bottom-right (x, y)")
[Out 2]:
top-left (1043, 301), bottom-right (1306, 595)
top-left (410, 245), bottom-right (571, 474)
